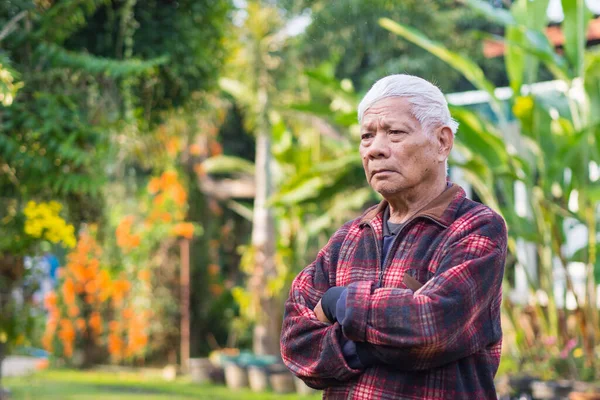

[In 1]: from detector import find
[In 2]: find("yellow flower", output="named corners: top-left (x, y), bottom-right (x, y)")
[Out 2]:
top-left (512, 96), bottom-right (534, 120)
top-left (573, 348), bottom-right (583, 358)
top-left (23, 201), bottom-right (77, 247)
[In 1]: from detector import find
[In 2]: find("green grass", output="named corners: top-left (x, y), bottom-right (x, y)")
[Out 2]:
top-left (4, 369), bottom-right (322, 400)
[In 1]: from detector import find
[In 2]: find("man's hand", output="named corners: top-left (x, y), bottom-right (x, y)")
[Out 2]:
top-left (314, 299), bottom-right (332, 323)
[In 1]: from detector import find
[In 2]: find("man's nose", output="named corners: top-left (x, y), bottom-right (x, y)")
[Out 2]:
top-left (365, 132), bottom-right (391, 159)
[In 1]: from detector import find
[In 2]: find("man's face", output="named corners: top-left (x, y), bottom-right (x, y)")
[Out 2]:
top-left (359, 96), bottom-right (445, 197)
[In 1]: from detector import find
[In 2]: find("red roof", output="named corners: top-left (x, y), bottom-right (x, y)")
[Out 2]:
top-left (483, 17), bottom-right (600, 58)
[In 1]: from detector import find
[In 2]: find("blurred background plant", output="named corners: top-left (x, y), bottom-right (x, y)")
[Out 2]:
top-left (1, 0), bottom-right (599, 396)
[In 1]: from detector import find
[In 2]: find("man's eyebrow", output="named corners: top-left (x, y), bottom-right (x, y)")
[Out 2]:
top-left (382, 117), bottom-right (414, 130)
top-left (361, 121), bottom-right (376, 131)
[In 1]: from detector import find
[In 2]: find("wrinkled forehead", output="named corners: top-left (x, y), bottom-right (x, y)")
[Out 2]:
top-left (360, 98), bottom-right (420, 130)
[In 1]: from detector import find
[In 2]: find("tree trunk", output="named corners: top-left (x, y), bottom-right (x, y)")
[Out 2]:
top-left (249, 2), bottom-right (281, 356)
top-left (180, 239), bottom-right (190, 373)
top-left (0, 340), bottom-right (5, 396)
top-left (0, 254), bottom-right (21, 396)
top-left (251, 128), bottom-right (280, 356)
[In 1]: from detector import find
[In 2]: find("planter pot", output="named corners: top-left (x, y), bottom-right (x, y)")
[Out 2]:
top-left (189, 358), bottom-right (213, 384)
top-left (248, 366), bottom-right (269, 392)
top-left (209, 366), bottom-right (225, 385)
top-left (508, 375), bottom-right (536, 396)
top-left (224, 362), bottom-right (248, 390)
top-left (531, 380), bottom-right (573, 399)
top-left (570, 394), bottom-right (600, 400)
top-left (294, 376), bottom-right (318, 395)
top-left (270, 371), bottom-right (295, 394)
top-left (0, 387), bottom-right (11, 400)
top-left (162, 365), bottom-right (178, 382)
top-left (570, 383), bottom-right (600, 400)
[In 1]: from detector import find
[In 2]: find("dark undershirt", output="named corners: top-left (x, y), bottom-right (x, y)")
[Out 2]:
top-left (381, 205), bottom-right (405, 268)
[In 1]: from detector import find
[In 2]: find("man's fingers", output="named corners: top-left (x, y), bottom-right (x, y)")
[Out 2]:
top-left (314, 299), bottom-right (331, 323)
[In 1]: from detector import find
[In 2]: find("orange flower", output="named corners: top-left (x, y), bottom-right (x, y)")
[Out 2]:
top-left (36, 359), bottom-right (49, 370)
top-left (172, 222), bottom-right (194, 239)
top-left (63, 343), bottom-right (73, 358)
top-left (171, 184), bottom-right (187, 206)
top-left (137, 269), bottom-right (151, 283)
top-left (44, 291), bottom-right (58, 309)
top-left (71, 263), bottom-right (87, 282)
top-left (62, 278), bottom-right (76, 306)
top-left (166, 138), bottom-right (180, 156)
top-left (149, 210), bottom-right (162, 222)
top-left (122, 308), bottom-right (134, 319)
top-left (75, 282), bottom-right (85, 294)
top-left (152, 194), bottom-right (166, 207)
top-left (147, 177), bottom-right (162, 194)
top-left (49, 307), bottom-right (60, 320)
top-left (108, 333), bottom-right (124, 357)
top-left (112, 279), bottom-right (131, 307)
top-left (97, 270), bottom-right (110, 288)
top-left (189, 144), bottom-right (203, 156)
top-left (75, 318), bottom-right (86, 331)
top-left (160, 171), bottom-right (178, 188)
top-left (116, 216), bottom-right (137, 250)
top-left (160, 212), bottom-right (172, 223)
top-left (68, 305), bottom-right (80, 318)
top-left (58, 319), bottom-right (76, 349)
top-left (89, 312), bottom-right (102, 336)
top-left (209, 284), bottom-right (224, 296)
top-left (129, 234), bottom-right (141, 248)
top-left (85, 280), bottom-right (97, 294)
top-left (109, 320), bottom-right (120, 332)
top-left (209, 141), bottom-right (222, 156)
top-left (193, 163), bottom-right (206, 177)
top-left (207, 264), bottom-right (219, 277)
top-left (87, 259), bottom-right (100, 275)
top-left (114, 279), bottom-right (131, 294)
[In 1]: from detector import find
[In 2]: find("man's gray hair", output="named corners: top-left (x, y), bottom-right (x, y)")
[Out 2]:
top-left (357, 74), bottom-right (459, 136)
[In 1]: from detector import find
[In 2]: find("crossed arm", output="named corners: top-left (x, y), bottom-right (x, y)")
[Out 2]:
top-left (280, 214), bottom-right (507, 388)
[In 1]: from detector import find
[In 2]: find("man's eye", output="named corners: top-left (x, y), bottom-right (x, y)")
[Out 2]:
top-left (361, 133), bottom-right (373, 140)
top-left (389, 130), bottom-right (406, 135)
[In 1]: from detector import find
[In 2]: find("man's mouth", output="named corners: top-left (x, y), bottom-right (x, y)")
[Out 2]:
top-left (371, 169), bottom-right (395, 177)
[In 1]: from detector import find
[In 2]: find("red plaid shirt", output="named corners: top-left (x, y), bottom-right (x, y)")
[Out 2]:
top-left (281, 184), bottom-right (507, 399)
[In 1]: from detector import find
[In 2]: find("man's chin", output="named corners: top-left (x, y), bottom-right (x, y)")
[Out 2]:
top-left (372, 183), bottom-right (403, 196)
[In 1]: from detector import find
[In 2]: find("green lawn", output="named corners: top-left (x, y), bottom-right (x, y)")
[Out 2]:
top-left (4, 369), bottom-right (322, 400)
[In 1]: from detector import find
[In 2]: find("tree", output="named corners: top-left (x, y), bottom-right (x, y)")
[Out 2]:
top-left (218, 0), bottom-right (286, 356)
top-left (0, 0), bottom-right (231, 383)
top-left (279, 0), bottom-right (507, 93)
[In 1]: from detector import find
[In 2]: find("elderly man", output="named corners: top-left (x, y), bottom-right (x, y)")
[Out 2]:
top-left (280, 74), bottom-right (507, 399)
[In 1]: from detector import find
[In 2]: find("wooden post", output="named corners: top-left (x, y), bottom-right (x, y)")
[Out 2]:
top-left (180, 238), bottom-right (190, 373)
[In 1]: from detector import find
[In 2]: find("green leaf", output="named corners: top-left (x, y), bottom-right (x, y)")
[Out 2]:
top-left (585, 49), bottom-right (600, 127)
top-left (506, 27), bottom-right (526, 93)
top-left (465, 0), bottom-right (517, 26)
top-left (561, 0), bottom-right (593, 78)
top-left (451, 107), bottom-right (510, 170)
top-left (219, 78), bottom-right (254, 106)
top-left (39, 43), bottom-right (168, 77)
top-left (202, 155), bottom-right (255, 175)
top-left (271, 176), bottom-right (325, 205)
top-left (379, 18), bottom-right (506, 124)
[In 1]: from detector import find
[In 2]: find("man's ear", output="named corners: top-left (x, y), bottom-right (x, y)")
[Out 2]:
top-left (436, 126), bottom-right (454, 162)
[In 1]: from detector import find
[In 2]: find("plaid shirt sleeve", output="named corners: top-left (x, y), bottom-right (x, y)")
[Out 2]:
top-left (341, 210), bottom-right (507, 371)
top-left (280, 222), bottom-right (363, 389)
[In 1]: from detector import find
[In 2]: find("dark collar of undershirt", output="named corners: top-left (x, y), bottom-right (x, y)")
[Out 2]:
top-left (383, 205), bottom-right (404, 237)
